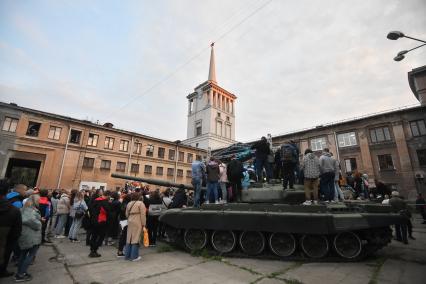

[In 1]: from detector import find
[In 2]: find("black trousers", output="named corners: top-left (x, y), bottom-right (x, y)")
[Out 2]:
top-left (0, 241), bottom-right (15, 274)
top-left (147, 215), bottom-right (159, 245)
top-left (90, 223), bottom-right (107, 252)
top-left (118, 226), bottom-right (127, 252)
top-left (282, 162), bottom-right (296, 189)
top-left (395, 224), bottom-right (408, 243)
top-left (229, 180), bottom-right (242, 202)
top-left (41, 220), bottom-right (48, 241)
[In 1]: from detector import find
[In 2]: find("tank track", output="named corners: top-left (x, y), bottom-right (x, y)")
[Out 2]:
top-left (162, 226), bottom-right (393, 262)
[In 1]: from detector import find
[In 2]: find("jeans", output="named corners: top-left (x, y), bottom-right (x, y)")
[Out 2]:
top-left (17, 245), bottom-right (39, 276)
top-left (55, 214), bottom-right (68, 236)
top-left (47, 214), bottom-right (57, 237)
top-left (192, 178), bottom-right (202, 207)
top-left (282, 162), bottom-right (296, 189)
top-left (219, 182), bottom-right (227, 202)
top-left (320, 172), bottom-right (335, 201)
top-left (206, 181), bottom-right (219, 203)
top-left (68, 217), bottom-right (83, 240)
top-left (334, 182), bottom-right (344, 201)
top-left (125, 244), bottom-right (139, 260)
top-left (90, 223), bottom-right (107, 253)
top-left (255, 156), bottom-right (270, 182)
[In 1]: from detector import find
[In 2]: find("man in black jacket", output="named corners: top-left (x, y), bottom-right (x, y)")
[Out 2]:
top-left (0, 179), bottom-right (22, 278)
top-left (227, 156), bottom-right (244, 202)
top-left (88, 190), bottom-right (111, 257)
top-left (251, 137), bottom-right (271, 183)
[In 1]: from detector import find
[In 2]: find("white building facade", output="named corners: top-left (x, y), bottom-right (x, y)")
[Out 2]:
top-left (183, 44), bottom-right (237, 151)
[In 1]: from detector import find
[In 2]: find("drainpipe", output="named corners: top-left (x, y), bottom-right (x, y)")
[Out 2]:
top-left (57, 126), bottom-right (71, 188)
top-left (128, 136), bottom-right (134, 175)
top-left (333, 131), bottom-right (341, 171)
top-left (174, 140), bottom-right (181, 183)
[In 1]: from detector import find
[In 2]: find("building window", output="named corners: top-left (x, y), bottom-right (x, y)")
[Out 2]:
top-left (87, 133), bottom-right (99, 146)
top-left (119, 140), bottom-right (129, 152)
top-left (410, 120), bottom-right (426, 137)
top-left (134, 142), bottom-right (142, 154)
top-left (177, 169), bottom-right (183, 177)
top-left (169, 149), bottom-right (175, 160)
top-left (130, 163), bottom-right (139, 173)
top-left (337, 132), bottom-right (357, 147)
top-left (104, 137), bottom-right (114, 149)
top-left (195, 121), bottom-right (202, 136)
top-left (216, 121), bottom-right (222, 136)
top-left (167, 168), bottom-right (174, 176)
top-left (311, 137), bottom-right (327, 151)
top-left (48, 126), bottom-right (62, 140)
top-left (83, 157), bottom-right (95, 168)
top-left (189, 99), bottom-right (193, 114)
top-left (100, 160), bottom-right (111, 170)
top-left (116, 162), bottom-right (126, 172)
top-left (178, 151), bottom-right (184, 162)
top-left (196, 155), bottom-right (202, 161)
top-left (378, 154), bottom-right (394, 170)
top-left (158, 147), bottom-right (165, 159)
top-left (26, 121), bottom-right (41, 137)
top-left (156, 167), bottom-right (163, 176)
top-left (187, 153), bottom-right (193, 163)
top-left (144, 165), bottom-right (152, 174)
top-left (69, 130), bottom-right (82, 144)
top-left (417, 149), bottom-right (426, 166)
top-left (344, 158), bottom-right (357, 173)
top-left (370, 127), bottom-right (391, 143)
top-left (217, 112), bottom-right (221, 118)
top-left (225, 124), bottom-right (231, 139)
top-left (186, 170), bottom-right (192, 177)
top-left (146, 145), bottom-right (154, 157)
top-left (2, 117), bottom-right (19, 132)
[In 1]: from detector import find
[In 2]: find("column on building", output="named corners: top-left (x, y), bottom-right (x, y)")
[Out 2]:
top-left (209, 89), bottom-right (213, 106)
top-left (392, 122), bottom-right (417, 198)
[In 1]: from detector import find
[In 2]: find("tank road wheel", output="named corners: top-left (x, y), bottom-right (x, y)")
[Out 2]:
top-left (300, 235), bottom-right (329, 258)
top-left (239, 231), bottom-right (265, 256)
top-left (333, 232), bottom-right (362, 259)
top-left (211, 231), bottom-right (236, 254)
top-left (184, 229), bottom-right (207, 251)
top-left (269, 233), bottom-right (297, 257)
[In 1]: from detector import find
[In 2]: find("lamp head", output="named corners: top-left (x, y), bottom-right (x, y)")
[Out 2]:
top-left (387, 31), bottom-right (405, 40)
top-left (393, 54), bottom-right (405, 61)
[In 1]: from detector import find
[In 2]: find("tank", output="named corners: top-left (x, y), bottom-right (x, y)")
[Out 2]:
top-left (111, 173), bottom-right (406, 261)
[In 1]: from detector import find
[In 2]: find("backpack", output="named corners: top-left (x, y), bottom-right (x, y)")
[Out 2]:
top-left (281, 145), bottom-right (295, 162)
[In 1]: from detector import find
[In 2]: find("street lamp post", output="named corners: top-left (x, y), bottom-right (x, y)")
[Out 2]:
top-left (386, 31), bottom-right (426, 62)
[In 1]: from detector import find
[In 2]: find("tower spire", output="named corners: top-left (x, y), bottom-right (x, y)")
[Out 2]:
top-left (208, 42), bottom-right (217, 83)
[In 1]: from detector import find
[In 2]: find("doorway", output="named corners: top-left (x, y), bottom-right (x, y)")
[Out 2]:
top-left (6, 158), bottom-right (41, 187)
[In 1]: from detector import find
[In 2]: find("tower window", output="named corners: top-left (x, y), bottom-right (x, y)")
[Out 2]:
top-left (217, 112), bottom-right (221, 118)
top-left (189, 99), bottom-right (194, 114)
top-left (195, 121), bottom-right (202, 136)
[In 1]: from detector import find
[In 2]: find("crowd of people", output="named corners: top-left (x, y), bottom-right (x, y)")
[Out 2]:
top-left (0, 180), bottom-right (188, 281)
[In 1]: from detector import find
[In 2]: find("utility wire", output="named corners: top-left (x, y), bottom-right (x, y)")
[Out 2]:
top-left (107, 0), bottom-right (274, 119)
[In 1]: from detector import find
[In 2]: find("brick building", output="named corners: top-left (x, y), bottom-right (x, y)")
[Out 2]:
top-left (0, 102), bottom-right (206, 190)
top-left (269, 105), bottom-right (426, 199)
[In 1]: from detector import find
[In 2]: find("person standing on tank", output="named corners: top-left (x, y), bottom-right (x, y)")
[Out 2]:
top-left (191, 156), bottom-right (205, 207)
top-left (206, 158), bottom-right (220, 204)
top-left (300, 149), bottom-right (320, 205)
top-left (218, 160), bottom-right (228, 203)
top-left (251, 136), bottom-right (272, 183)
top-left (280, 141), bottom-right (299, 190)
top-left (319, 148), bottom-right (336, 202)
top-left (227, 155), bottom-right (245, 202)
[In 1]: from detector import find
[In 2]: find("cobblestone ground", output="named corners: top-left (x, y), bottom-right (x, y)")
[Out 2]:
top-left (3, 215), bottom-right (425, 284)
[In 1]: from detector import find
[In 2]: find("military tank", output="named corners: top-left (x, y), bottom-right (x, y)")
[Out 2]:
top-left (111, 173), bottom-right (405, 261)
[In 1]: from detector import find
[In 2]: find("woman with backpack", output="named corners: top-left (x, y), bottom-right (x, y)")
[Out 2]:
top-left (116, 194), bottom-right (131, 257)
top-left (146, 189), bottom-right (162, 247)
top-left (125, 192), bottom-right (146, 261)
top-left (68, 191), bottom-right (88, 242)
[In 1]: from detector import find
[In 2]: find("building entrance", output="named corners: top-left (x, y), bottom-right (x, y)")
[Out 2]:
top-left (6, 158), bottom-right (41, 187)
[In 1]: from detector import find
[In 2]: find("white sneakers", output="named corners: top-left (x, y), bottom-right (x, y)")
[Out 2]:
top-left (302, 200), bottom-right (312, 205)
top-left (132, 256), bottom-right (141, 262)
top-left (54, 235), bottom-right (66, 239)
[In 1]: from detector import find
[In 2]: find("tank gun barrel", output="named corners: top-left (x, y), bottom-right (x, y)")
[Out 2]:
top-left (111, 173), bottom-right (194, 190)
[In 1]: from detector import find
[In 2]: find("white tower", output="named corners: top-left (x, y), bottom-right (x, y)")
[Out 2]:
top-left (183, 43), bottom-right (237, 150)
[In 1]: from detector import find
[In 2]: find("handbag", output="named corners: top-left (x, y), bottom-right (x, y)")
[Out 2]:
top-left (143, 227), bottom-right (149, 247)
top-left (74, 203), bottom-right (85, 219)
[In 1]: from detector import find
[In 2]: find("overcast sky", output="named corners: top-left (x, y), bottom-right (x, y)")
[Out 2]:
top-left (0, 0), bottom-right (425, 142)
